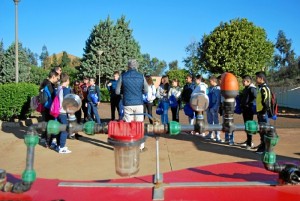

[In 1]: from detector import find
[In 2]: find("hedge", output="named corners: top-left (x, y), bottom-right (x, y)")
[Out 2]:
top-left (0, 83), bottom-right (39, 121)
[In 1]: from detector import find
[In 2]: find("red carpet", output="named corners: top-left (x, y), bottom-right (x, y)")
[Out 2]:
top-left (1, 161), bottom-right (300, 201)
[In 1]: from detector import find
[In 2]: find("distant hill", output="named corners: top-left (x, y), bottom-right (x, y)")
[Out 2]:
top-left (48, 52), bottom-right (81, 68)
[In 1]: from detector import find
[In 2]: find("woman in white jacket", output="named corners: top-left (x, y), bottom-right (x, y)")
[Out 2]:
top-left (143, 75), bottom-right (157, 124)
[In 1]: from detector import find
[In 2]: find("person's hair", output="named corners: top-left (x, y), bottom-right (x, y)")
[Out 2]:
top-left (242, 75), bottom-right (252, 82)
top-left (53, 66), bottom-right (61, 72)
top-left (217, 75), bottom-right (222, 80)
top-left (128, 59), bottom-right (139, 69)
top-left (195, 74), bottom-right (202, 80)
top-left (83, 76), bottom-right (89, 80)
top-left (113, 71), bottom-right (119, 75)
top-left (48, 70), bottom-right (59, 79)
top-left (89, 77), bottom-right (96, 82)
top-left (74, 80), bottom-right (80, 85)
top-left (172, 78), bottom-right (180, 87)
top-left (60, 73), bottom-right (69, 84)
top-left (186, 74), bottom-right (193, 79)
top-left (209, 75), bottom-right (217, 82)
top-left (145, 75), bottom-right (154, 85)
top-left (161, 75), bottom-right (169, 84)
top-left (255, 71), bottom-right (267, 82)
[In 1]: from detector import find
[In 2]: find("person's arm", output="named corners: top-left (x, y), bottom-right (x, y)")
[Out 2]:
top-left (115, 76), bottom-right (122, 95)
top-left (96, 86), bottom-right (101, 103)
top-left (143, 77), bottom-right (148, 94)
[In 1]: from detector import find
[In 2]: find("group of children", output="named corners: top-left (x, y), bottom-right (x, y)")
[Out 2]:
top-left (39, 67), bottom-right (101, 154)
top-left (150, 71), bottom-right (272, 154)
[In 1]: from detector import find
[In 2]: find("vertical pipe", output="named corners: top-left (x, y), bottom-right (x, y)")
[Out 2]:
top-left (155, 136), bottom-right (160, 182)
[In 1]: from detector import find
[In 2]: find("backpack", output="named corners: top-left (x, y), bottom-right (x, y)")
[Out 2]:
top-left (169, 94), bottom-right (178, 108)
top-left (50, 89), bottom-right (61, 118)
top-left (267, 90), bottom-right (278, 120)
top-left (90, 93), bottom-right (99, 104)
top-left (38, 85), bottom-right (52, 109)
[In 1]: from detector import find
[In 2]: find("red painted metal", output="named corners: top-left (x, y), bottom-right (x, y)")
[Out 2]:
top-left (1, 161), bottom-right (299, 201)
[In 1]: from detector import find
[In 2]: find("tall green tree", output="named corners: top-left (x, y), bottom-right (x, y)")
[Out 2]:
top-left (199, 18), bottom-right (274, 77)
top-left (0, 43), bottom-right (31, 83)
top-left (139, 53), bottom-right (167, 76)
top-left (51, 54), bottom-right (59, 67)
top-left (80, 15), bottom-right (141, 81)
top-left (169, 60), bottom-right (179, 70)
top-left (60, 51), bottom-right (71, 68)
top-left (40, 45), bottom-right (51, 69)
top-left (270, 30), bottom-right (300, 85)
top-left (183, 40), bottom-right (201, 75)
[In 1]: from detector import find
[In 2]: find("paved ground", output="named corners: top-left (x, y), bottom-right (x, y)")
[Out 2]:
top-left (0, 103), bottom-right (299, 181)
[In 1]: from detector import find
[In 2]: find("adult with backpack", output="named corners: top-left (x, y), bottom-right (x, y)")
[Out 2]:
top-left (255, 71), bottom-right (271, 154)
top-left (86, 77), bottom-right (101, 124)
top-left (39, 70), bottom-right (60, 147)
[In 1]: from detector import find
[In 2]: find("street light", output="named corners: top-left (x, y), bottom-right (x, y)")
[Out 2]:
top-left (97, 50), bottom-right (104, 87)
top-left (13, 0), bottom-right (20, 83)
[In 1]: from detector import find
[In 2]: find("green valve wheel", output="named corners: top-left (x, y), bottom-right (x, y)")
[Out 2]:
top-left (22, 170), bottom-right (36, 183)
top-left (83, 121), bottom-right (95, 135)
top-left (169, 121), bottom-right (181, 135)
top-left (265, 135), bottom-right (279, 146)
top-left (263, 151), bottom-right (276, 164)
top-left (47, 120), bottom-right (61, 135)
top-left (245, 120), bottom-right (258, 135)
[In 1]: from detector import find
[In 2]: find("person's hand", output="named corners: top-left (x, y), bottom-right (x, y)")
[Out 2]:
top-left (85, 103), bottom-right (87, 107)
top-left (97, 102), bottom-right (100, 106)
top-left (107, 83), bottom-right (112, 87)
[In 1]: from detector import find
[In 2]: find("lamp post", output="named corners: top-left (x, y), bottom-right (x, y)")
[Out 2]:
top-left (97, 50), bottom-right (104, 87)
top-left (13, 0), bottom-right (20, 83)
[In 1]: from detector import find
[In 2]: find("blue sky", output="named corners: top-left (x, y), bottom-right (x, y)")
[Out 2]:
top-left (1, 0), bottom-right (299, 67)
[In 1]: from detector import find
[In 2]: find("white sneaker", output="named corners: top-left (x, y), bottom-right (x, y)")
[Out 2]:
top-left (58, 146), bottom-right (72, 154)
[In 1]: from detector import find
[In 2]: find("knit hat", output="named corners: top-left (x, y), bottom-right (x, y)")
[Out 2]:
top-left (128, 59), bottom-right (139, 69)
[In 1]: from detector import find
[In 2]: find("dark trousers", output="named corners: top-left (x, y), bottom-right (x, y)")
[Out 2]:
top-left (110, 95), bottom-right (121, 120)
top-left (75, 108), bottom-right (82, 124)
top-left (144, 102), bottom-right (154, 124)
top-left (81, 99), bottom-right (88, 122)
top-left (242, 107), bottom-right (254, 146)
top-left (171, 105), bottom-right (180, 122)
top-left (41, 108), bottom-right (57, 146)
top-left (257, 111), bottom-right (269, 147)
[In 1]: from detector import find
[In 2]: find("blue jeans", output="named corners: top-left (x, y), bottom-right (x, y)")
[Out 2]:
top-left (161, 99), bottom-right (169, 124)
top-left (207, 108), bottom-right (220, 136)
top-left (58, 113), bottom-right (68, 148)
top-left (87, 102), bottom-right (101, 124)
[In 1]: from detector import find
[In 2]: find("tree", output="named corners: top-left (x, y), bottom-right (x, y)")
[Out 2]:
top-left (0, 43), bottom-right (31, 83)
top-left (198, 18), bottom-right (274, 77)
top-left (80, 15), bottom-right (142, 81)
top-left (270, 30), bottom-right (300, 85)
top-left (40, 45), bottom-right (51, 69)
top-left (51, 54), bottom-right (59, 67)
top-left (169, 60), bottom-right (179, 70)
top-left (139, 53), bottom-right (167, 76)
top-left (29, 65), bottom-right (48, 85)
top-left (167, 69), bottom-right (190, 87)
top-left (60, 51), bottom-right (71, 68)
top-left (183, 40), bottom-right (202, 75)
top-left (25, 48), bottom-right (38, 66)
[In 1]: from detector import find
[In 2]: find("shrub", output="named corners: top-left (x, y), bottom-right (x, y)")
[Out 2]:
top-left (100, 88), bottom-right (111, 102)
top-left (0, 83), bottom-right (38, 121)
